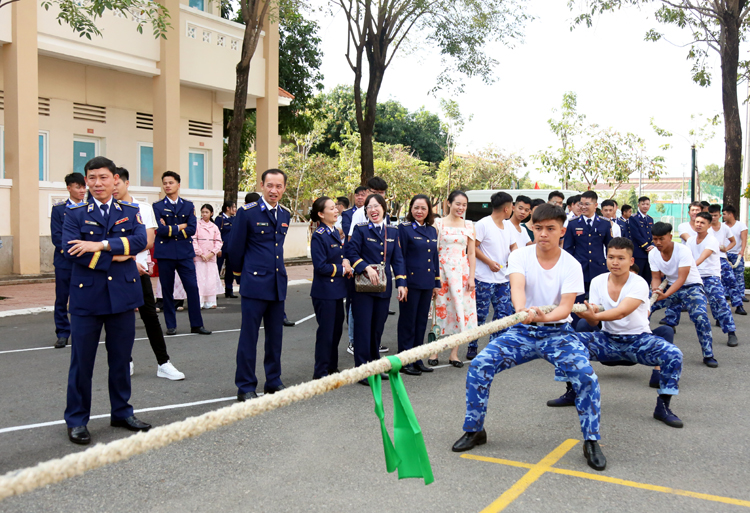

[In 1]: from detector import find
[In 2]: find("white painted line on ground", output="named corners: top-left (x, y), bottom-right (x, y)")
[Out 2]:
top-left (0, 306), bottom-right (55, 318)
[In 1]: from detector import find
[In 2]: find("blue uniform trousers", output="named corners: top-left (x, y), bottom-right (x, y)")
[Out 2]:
top-left (397, 287), bottom-right (432, 365)
top-left (157, 258), bottom-right (204, 330)
top-left (703, 276), bottom-right (736, 333)
top-left (65, 311), bottom-right (135, 427)
top-left (236, 297), bottom-right (284, 393)
top-left (216, 254), bottom-right (236, 295)
top-left (351, 293), bottom-right (390, 367)
top-left (652, 283), bottom-right (714, 358)
top-left (470, 281), bottom-right (513, 350)
top-left (464, 323), bottom-right (601, 440)
top-left (54, 266), bottom-right (72, 339)
top-left (312, 298), bottom-right (344, 378)
top-left (720, 258), bottom-right (743, 307)
top-left (577, 331), bottom-right (682, 395)
top-left (727, 254), bottom-right (746, 301)
top-left (574, 318), bottom-right (676, 344)
top-left (634, 257), bottom-right (652, 285)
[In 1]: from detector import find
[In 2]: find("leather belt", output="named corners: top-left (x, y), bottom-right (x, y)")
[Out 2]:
top-left (528, 322), bottom-right (567, 327)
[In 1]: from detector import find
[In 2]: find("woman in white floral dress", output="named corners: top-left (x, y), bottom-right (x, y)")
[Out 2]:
top-left (428, 190), bottom-right (477, 367)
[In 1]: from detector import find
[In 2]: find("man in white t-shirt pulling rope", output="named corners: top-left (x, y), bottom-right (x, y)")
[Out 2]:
top-left (548, 237), bottom-right (684, 428)
top-left (468, 192), bottom-right (518, 360)
top-left (452, 204), bottom-right (606, 472)
top-left (649, 222), bottom-right (718, 367)
top-left (722, 205), bottom-right (749, 305)
top-left (707, 204), bottom-right (745, 315)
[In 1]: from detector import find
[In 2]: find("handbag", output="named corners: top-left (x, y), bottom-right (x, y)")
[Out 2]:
top-left (355, 227), bottom-right (388, 293)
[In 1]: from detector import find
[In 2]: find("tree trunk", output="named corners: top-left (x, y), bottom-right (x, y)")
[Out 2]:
top-left (720, 10), bottom-right (743, 209)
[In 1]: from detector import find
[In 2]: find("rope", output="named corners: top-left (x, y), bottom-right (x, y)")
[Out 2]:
top-left (0, 282), bottom-right (667, 501)
top-left (730, 254), bottom-right (743, 269)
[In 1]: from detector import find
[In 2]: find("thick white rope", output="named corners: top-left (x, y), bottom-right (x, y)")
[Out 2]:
top-left (0, 283), bottom-right (667, 500)
top-left (731, 255), bottom-right (743, 269)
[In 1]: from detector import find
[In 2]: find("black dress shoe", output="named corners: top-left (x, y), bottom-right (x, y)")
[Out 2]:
top-left (399, 365), bottom-right (422, 376)
top-left (110, 415), bottom-right (151, 432)
top-left (67, 426), bottom-right (91, 445)
top-left (54, 337), bottom-right (68, 349)
top-left (388, 310), bottom-right (396, 315)
top-left (191, 326), bottom-right (212, 335)
top-left (380, 373), bottom-right (389, 380)
top-left (283, 318), bottom-right (296, 327)
top-left (414, 361), bottom-right (434, 373)
top-left (359, 379), bottom-right (370, 386)
top-left (166, 328), bottom-right (177, 336)
top-left (736, 305), bottom-right (747, 315)
top-left (225, 292), bottom-right (238, 299)
top-left (452, 429), bottom-right (487, 452)
top-left (264, 384), bottom-right (286, 394)
top-left (237, 391), bottom-right (258, 401)
top-left (583, 440), bottom-right (606, 471)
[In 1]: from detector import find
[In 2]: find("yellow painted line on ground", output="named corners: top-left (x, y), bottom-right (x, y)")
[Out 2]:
top-left (477, 438), bottom-right (579, 513)
top-left (463, 451), bottom-right (750, 509)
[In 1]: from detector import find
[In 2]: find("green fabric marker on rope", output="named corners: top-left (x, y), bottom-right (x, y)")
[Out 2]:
top-left (367, 355), bottom-right (434, 485)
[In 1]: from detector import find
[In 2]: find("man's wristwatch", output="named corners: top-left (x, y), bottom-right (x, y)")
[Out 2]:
top-left (101, 240), bottom-right (109, 251)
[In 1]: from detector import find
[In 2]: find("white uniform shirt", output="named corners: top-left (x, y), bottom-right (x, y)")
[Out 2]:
top-left (589, 272), bottom-right (651, 335)
top-left (648, 243), bottom-right (703, 286)
top-left (677, 222), bottom-right (696, 244)
top-left (727, 221), bottom-right (748, 255)
top-left (506, 245), bottom-right (584, 323)
top-left (686, 234), bottom-right (721, 278)
top-left (503, 219), bottom-right (531, 248)
top-left (710, 224), bottom-right (733, 259)
top-left (474, 216), bottom-right (515, 284)
top-left (135, 202), bottom-right (157, 267)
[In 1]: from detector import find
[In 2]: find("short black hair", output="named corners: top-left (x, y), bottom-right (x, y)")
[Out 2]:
top-left (611, 199), bottom-right (618, 206)
top-left (581, 190), bottom-right (598, 202)
top-left (515, 195), bottom-right (532, 206)
top-left (689, 200), bottom-right (703, 209)
top-left (491, 191), bottom-right (513, 211)
top-left (261, 168), bottom-right (287, 184)
top-left (700, 200), bottom-right (711, 208)
top-left (364, 193), bottom-right (387, 215)
top-left (245, 192), bottom-right (261, 204)
top-left (84, 156), bottom-right (116, 175)
top-left (336, 196), bottom-right (350, 208)
top-left (65, 172), bottom-right (85, 187)
top-left (723, 205), bottom-right (738, 215)
top-left (222, 200), bottom-right (236, 213)
top-left (116, 167), bottom-right (130, 181)
top-left (531, 204), bottom-right (566, 225)
top-left (652, 222), bottom-right (673, 237)
top-left (607, 237), bottom-right (634, 254)
top-left (638, 196), bottom-right (650, 203)
top-left (530, 198), bottom-right (545, 209)
top-left (548, 191), bottom-right (564, 201)
top-left (708, 204), bottom-right (721, 214)
top-left (601, 199), bottom-right (615, 209)
top-left (621, 204), bottom-right (632, 213)
top-left (354, 186), bottom-right (368, 194)
top-left (311, 196), bottom-right (332, 223)
top-left (630, 263), bottom-right (640, 274)
top-left (406, 194), bottom-right (435, 226)
top-left (162, 170), bottom-right (181, 183)
top-left (696, 212), bottom-right (712, 223)
top-left (447, 190), bottom-right (468, 204)
top-left (567, 194), bottom-right (581, 207)
top-left (200, 203), bottom-right (214, 215)
top-left (367, 176), bottom-right (388, 191)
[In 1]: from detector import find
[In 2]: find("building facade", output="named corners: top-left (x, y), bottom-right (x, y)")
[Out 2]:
top-left (0, 0), bottom-right (286, 275)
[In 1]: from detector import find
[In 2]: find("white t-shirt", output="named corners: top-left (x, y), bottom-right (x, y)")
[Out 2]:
top-left (135, 202), bottom-right (157, 267)
top-left (348, 207), bottom-right (368, 236)
top-left (589, 272), bottom-right (651, 335)
top-left (604, 218), bottom-right (621, 238)
top-left (727, 221), bottom-right (748, 255)
top-left (686, 234), bottom-right (721, 278)
top-left (506, 245), bottom-right (584, 323)
top-left (503, 219), bottom-right (531, 248)
top-left (648, 243), bottom-right (703, 286)
top-left (677, 222), bottom-right (696, 244)
top-left (475, 216), bottom-right (515, 284)
top-left (710, 224), bottom-right (733, 259)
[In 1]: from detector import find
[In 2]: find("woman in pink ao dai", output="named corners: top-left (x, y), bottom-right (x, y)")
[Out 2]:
top-left (193, 204), bottom-right (224, 309)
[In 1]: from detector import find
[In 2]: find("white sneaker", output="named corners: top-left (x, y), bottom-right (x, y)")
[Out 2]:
top-left (130, 361), bottom-right (134, 376)
top-left (157, 361), bottom-right (185, 381)
top-left (347, 343), bottom-right (354, 355)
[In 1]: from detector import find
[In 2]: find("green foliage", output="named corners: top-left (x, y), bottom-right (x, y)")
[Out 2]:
top-left (38, 0), bottom-right (170, 40)
top-left (701, 163), bottom-right (724, 187)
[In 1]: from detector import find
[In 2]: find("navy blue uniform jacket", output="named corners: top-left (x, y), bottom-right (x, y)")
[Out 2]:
top-left (214, 213), bottom-right (234, 249)
top-left (345, 222), bottom-right (407, 299)
top-left (62, 200), bottom-right (147, 315)
top-left (228, 200), bottom-right (290, 301)
top-left (617, 217), bottom-right (630, 240)
top-left (563, 215), bottom-right (613, 282)
top-left (398, 222), bottom-right (441, 290)
top-left (310, 225), bottom-right (349, 299)
top-left (341, 207), bottom-right (357, 239)
top-left (629, 211), bottom-right (654, 259)
top-left (51, 199), bottom-right (74, 270)
top-left (152, 197), bottom-right (197, 260)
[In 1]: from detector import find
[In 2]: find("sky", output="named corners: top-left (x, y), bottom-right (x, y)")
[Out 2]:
top-left (310, 0), bottom-right (747, 184)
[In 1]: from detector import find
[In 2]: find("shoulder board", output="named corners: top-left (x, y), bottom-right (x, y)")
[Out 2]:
top-left (401, 221), bottom-right (410, 226)
top-left (389, 224), bottom-right (399, 229)
top-left (356, 222), bottom-right (369, 227)
top-left (316, 227), bottom-right (326, 234)
top-left (53, 200), bottom-right (67, 207)
top-left (242, 202), bottom-right (258, 210)
top-left (278, 204), bottom-right (291, 213)
top-left (117, 200), bottom-right (140, 208)
top-left (67, 201), bottom-right (88, 210)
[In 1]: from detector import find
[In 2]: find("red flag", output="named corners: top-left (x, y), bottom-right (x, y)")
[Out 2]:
top-left (534, 182), bottom-right (540, 189)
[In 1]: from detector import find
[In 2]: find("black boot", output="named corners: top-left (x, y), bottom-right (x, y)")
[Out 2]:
top-left (583, 440), bottom-right (606, 471)
top-left (546, 382), bottom-right (576, 407)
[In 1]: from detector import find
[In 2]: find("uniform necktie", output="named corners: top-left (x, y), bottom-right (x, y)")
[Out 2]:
top-left (100, 203), bottom-right (109, 220)
top-left (586, 218), bottom-right (592, 228)
top-left (271, 207), bottom-right (277, 221)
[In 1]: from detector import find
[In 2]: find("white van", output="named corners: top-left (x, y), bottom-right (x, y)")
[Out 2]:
top-left (464, 189), bottom-right (580, 222)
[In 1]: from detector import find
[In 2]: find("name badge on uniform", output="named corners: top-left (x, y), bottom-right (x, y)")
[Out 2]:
top-left (256, 222), bottom-right (269, 227)
top-left (367, 238), bottom-right (377, 242)
top-left (114, 217), bottom-right (129, 225)
top-left (84, 220), bottom-right (100, 226)
top-left (575, 228), bottom-right (584, 235)
top-left (281, 223), bottom-right (289, 228)
top-left (386, 238), bottom-right (395, 242)
top-left (331, 244), bottom-right (339, 248)
top-left (414, 236), bottom-right (423, 240)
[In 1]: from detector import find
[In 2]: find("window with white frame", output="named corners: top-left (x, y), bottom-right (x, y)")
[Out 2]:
top-left (188, 150), bottom-right (207, 190)
top-left (38, 131), bottom-right (49, 181)
top-left (138, 143), bottom-right (154, 186)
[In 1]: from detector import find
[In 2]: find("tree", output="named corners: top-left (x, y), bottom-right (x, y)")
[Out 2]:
top-left (569, 0), bottom-right (750, 210)
top-left (534, 92), bottom-right (586, 190)
top-left (701, 163), bottom-right (725, 187)
top-left (440, 98), bottom-right (472, 197)
top-left (337, 0), bottom-right (530, 185)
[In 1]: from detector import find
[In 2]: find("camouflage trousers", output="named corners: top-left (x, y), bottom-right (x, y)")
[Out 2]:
top-left (720, 258), bottom-right (743, 307)
top-left (726, 254), bottom-right (746, 304)
top-left (702, 276), bottom-right (736, 333)
top-left (652, 283), bottom-right (714, 358)
top-left (469, 280), bottom-right (514, 351)
top-left (464, 323), bottom-right (601, 440)
top-left (576, 331), bottom-right (682, 395)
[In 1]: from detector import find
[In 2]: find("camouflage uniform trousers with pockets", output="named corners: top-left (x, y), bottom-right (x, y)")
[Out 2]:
top-left (652, 283), bottom-right (714, 358)
top-left (702, 275), bottom-right (736, 333)
top-left (469, 280), bottom-right (514, 351)
top-left (726, 253), bottom-right (746, 302)
top-left (720, 257), bottom-right (743, 307)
